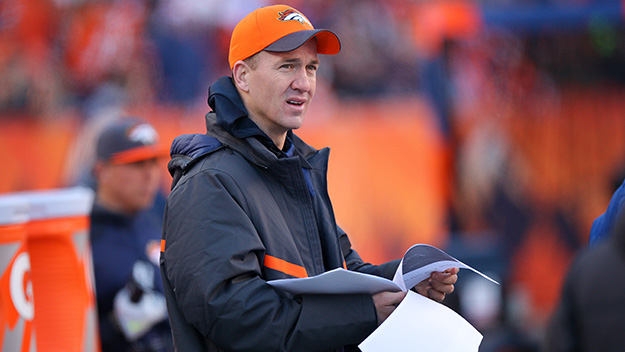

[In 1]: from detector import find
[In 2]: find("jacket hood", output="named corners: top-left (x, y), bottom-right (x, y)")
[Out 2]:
top-left (167, 77), bottom-right (324, 190)
top-left (208, 76), bottom-right (269, 141)
top-left (207, 76), bottom-right (300, 157)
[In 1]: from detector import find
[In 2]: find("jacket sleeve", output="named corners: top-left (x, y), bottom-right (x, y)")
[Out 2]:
top-left (337, 225), bottom-right (401, 279)
top-left (162, 168), bottom-right (377, 352)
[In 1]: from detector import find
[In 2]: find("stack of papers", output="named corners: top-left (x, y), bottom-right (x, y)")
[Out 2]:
top-left (268, 244), bottom-right (499, 352)
top-left (268, 244), bottom-right (498, 294)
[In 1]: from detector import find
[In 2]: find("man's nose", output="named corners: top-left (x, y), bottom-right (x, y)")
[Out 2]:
top-left (291, 68), bottom-right (312, 92)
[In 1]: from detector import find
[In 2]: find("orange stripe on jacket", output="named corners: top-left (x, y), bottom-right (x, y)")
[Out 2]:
top-left (264, 255), bottom-right (308, 278)
top-left (161, 239), bottom-right (166, 252)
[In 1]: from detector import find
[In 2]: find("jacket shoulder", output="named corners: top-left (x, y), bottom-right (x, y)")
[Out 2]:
top-left (168, 134), bottom-right (225, 189)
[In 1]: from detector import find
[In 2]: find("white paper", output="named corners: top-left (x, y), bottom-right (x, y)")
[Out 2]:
top-left (268, 243), bottom-right (498, 295)
top-left (268, 268), bottom-right (402, 295)
top-left (392, 244), bottom-right (499, 291)
top-left (358, 291), bottom-right (483, 352)
top-left (267, 243), bottom-right (495, 351)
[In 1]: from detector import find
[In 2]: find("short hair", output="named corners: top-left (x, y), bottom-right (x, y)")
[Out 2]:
top-left (243, 52), bottom-right (261, 70)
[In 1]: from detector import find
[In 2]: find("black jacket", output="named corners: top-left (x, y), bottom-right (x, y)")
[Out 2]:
top-left (544, 210), bottom-right (625, 352)
top-left (90, 203), bottom-right (172, 351)
top-left (160, 77), bottom-right (399, 351)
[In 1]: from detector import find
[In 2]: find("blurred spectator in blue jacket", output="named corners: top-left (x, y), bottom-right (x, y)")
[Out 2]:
top-left (544, 206), bottom-right (625, 351)
top-left (90, 118), bottom-right (172, 352)
top-left (589, 179), bottom-right (625, 246)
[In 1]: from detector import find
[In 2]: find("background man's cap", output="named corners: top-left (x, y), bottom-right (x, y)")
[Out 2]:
top-left (228, 4), bottom-right (341, 69)
top-left (96, 118), bottom-right (168, 165)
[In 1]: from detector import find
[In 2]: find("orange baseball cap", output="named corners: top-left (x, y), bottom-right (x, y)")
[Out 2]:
top-left (228, 4), bottom-right (341, 69)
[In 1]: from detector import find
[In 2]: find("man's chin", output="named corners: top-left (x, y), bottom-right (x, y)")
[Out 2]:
top-left (285, 116), bottom-right (305, 130)
top-left (133, 196), bottom-right (157, 211)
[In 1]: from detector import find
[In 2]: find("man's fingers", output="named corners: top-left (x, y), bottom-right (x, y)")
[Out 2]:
top-left (427, 268), bottom-right (459, 297)
top-left (372, 290), bottom-right (407, 325)
top-left (415, 283), bottom-right (430, 297)
top-left (445, 267), bottom-right (460, 275)
top-left (431, 270), bottom-right (459, 285)
top-left (427, 287), bottom-right (446, 302)
top-left (413, 268), bottom-right (460, 302)
top-left (429, 278), bottom-right (456, 295)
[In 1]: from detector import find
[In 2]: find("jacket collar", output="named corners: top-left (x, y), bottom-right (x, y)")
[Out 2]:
top-left (208, 76), bottom-right (277, 147)
top-left (160, 77), bottom-right (324, 172)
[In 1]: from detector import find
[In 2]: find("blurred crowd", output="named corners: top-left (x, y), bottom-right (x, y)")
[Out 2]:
top-left (2, 0), bottom-right (623, 117)
top-left (0, 0), bottom-right (425, 121)
top-left (4, 0), bottom-right (621, 119)
top-left (1, 0), bottom-right (257, 119)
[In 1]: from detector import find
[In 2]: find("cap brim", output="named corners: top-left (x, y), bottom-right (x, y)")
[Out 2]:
top-left (109, 145), bottom-right (169, 165)
top-left (264, 29), bottom-right (341, 55)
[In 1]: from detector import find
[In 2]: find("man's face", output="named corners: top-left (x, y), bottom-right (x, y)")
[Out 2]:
top-left (244, 40), bottom-right (319, 141)
top-left (96, 158), bottom-right (161, 214)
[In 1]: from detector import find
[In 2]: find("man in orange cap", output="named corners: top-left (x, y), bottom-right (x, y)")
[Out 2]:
top-left (161, 5), bottom-right (458, 351)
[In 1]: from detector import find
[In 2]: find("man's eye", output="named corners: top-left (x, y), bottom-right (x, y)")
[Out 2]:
top-left (281, 64), bottom-right (294, 69)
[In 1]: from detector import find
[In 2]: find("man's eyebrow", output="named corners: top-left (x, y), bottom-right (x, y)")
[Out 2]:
top-left (279, 57), bottom-right (320, 65)
top-left (280, 58), bottom-right (301, 64)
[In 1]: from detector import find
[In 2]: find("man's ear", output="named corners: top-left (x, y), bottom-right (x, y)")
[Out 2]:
top-left (232, 61), bottom-right (250, 93)
top-left (93, 162), bottom-right (103, 179)
top-left (93, 161), bottom-right (110, 185)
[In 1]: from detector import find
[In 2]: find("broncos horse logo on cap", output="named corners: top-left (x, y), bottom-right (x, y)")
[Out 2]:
top-left (277, 9), bottom-right (311, 26)
top-left (128, 123), bottom-right (159, 145)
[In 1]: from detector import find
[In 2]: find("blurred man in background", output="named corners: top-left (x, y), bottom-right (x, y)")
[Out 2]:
top-left (90, 118), bottom-right (173, 351)
top-left (588, 178), bottom-right (625, 246)
top-left (544, 207), bottom-right (625, 351)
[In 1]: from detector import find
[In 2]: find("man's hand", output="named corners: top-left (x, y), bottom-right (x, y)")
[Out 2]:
top-left (414, 267), bottom-right (459, 302)
top-left (372, 290), bottom-right (407, 325)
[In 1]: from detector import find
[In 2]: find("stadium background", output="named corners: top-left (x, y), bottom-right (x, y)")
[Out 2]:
top-left (1, 0), bottom-right (624, 350)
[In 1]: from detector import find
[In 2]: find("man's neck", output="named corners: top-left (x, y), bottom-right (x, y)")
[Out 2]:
top-left (245, 114), bottom-right (287, 150)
